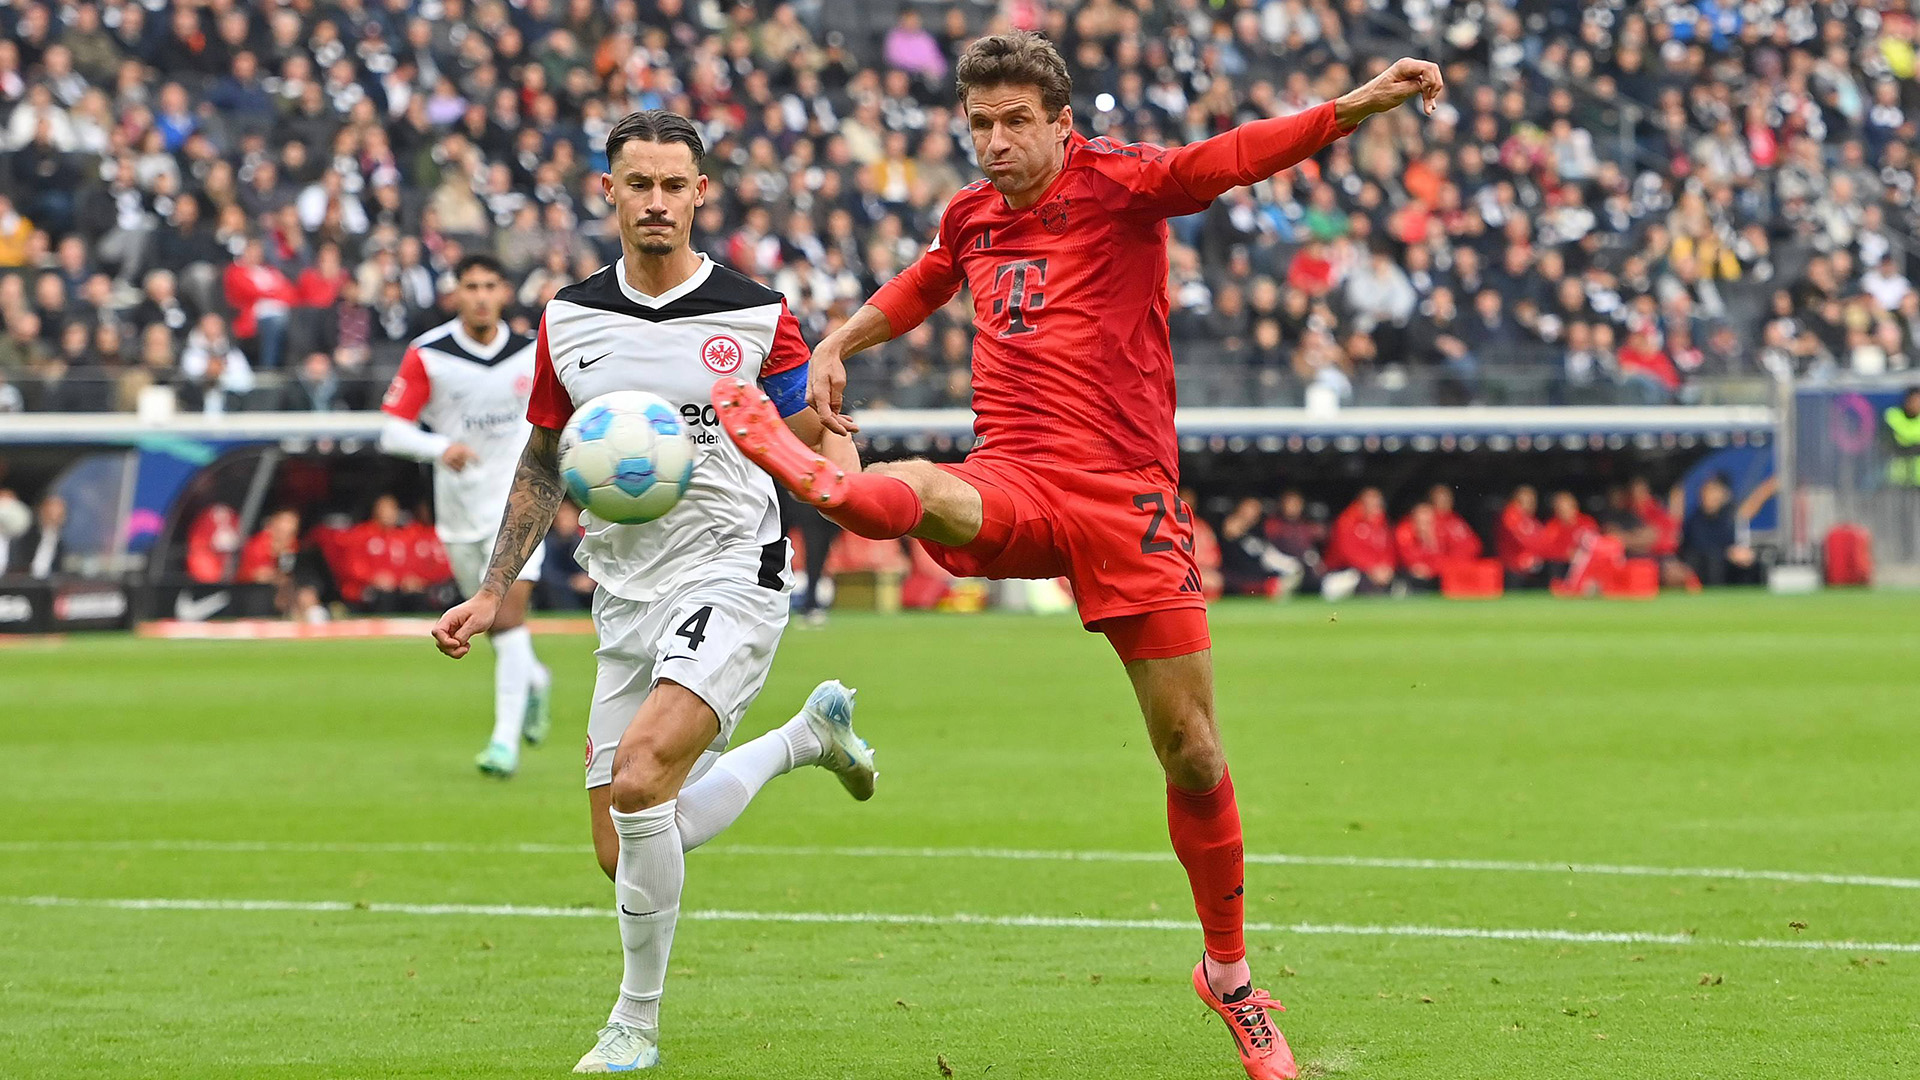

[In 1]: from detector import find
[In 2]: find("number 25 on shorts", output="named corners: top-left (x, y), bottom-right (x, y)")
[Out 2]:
top-left (1134, 492), bottom-right (1194, 555)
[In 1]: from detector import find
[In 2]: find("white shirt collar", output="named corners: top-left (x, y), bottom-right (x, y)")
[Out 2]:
top-left (613, 253), bottom-right (714, 309)
top-left (450, 320), bottom-right (509, 359)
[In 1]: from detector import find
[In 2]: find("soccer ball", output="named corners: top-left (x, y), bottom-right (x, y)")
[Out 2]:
top-left (559, 391), bottom-right (696, 524)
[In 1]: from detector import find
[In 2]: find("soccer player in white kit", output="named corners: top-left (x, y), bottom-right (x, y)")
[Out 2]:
top-left (380, 253), bottom-right (553, 777)
top-left (431, 110), bottom-right (878, 1073)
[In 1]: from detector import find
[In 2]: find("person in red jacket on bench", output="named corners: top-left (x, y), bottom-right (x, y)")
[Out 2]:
top-left (1324, 487), bottom-right (1397, 597)
top-left (1427, 484), bottom-right (1482, 564)
top-left (1495, 485), bottom-right (1551, 589)
top-left (1394, 501), bottom-right (1449, 592)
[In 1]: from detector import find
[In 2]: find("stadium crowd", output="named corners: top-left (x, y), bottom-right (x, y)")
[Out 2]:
top-left (1, 0), bottom-right (1919, 417)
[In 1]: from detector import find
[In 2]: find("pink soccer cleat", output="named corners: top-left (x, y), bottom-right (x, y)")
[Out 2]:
top-left (1192, 962), bottom-right (1299, 1080)
top-left (710, 377), bottom-right (851, 507)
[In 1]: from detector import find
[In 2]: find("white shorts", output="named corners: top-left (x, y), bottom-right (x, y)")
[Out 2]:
top-left (446, 535), bottom-right (545, 598)
top-left (583, 573), bottom-right (790, 789)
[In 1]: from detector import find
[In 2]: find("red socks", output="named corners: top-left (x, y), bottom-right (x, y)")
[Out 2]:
top-left (823, 473), bottom-right (924, 539)
top-left (1167, 769), bottom-right (1246, 963)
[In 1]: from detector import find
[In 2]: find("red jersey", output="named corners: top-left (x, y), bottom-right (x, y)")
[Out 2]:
top-left (1394, 517), bottom-right (1448, 577)
top-left (1326, 504), bottom-right (1396, 574)
top-left (1432, 509), bottom-right (1483, 562)
top-left (1537, 512), bottom-right (1600, 564)
top-left (871, 103), bottom-right (1353, 475)
top-left (1495, 503), bottom-right (1547, 573)
top-left (1631, 491), bottom-right (1681, 557)
top-left (237, 530), bottom-right (292, 583)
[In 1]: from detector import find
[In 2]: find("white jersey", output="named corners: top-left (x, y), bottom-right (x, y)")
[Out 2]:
top-left (381, 320), bottom-right (539, 544)
top-left (529, 254), bottom-right (810, 602)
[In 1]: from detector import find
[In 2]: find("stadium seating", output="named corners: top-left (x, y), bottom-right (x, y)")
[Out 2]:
top-left (2, 1), bottom-right (1915, 416)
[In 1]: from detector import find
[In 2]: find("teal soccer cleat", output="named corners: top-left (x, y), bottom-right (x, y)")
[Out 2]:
top-left (801, 679), bottom-right (877, 801)
top-left (474, 741), bottom-right (517, 778)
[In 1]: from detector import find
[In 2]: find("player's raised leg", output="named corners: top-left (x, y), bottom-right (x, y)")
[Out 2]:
top-left (586, 678), bottom-right (878, 879)
top-left (711, 377), bottom-right (981, 547)
top-left (1116, 627), bottom-right (1296, 1080)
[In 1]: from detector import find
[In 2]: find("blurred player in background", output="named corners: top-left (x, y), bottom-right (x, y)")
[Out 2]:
top-left (716, 34), bottom-right (1442, 1080)
top-left (431, 111), bottom-right (878, 1074)
top-left (380, 254), bottom-right (552, 777)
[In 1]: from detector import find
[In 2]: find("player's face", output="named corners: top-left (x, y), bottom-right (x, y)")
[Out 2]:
top-left (965, 85), bottom-right (1071, 205)
top-left (602, 140), bottom-right (708, 258)
top-left (453, 268), bottom-right (507, 332)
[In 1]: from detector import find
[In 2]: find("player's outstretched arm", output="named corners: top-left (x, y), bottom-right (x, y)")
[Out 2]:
top-left (808, 305), bottom-right (895, 436)
top-left (1162, 58), bottom-right (1443, 207)
top-left (1332, 57), bottom-right (1445, 128)
top-left (431, 424), bottom-right (563, 658)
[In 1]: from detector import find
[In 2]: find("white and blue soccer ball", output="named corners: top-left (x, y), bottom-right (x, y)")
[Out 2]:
top-left (559, 391), bottom-right (696, 524)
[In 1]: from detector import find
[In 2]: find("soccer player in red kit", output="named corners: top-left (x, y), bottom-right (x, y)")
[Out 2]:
top-left (714, 33), bottom-right (1441, 1079)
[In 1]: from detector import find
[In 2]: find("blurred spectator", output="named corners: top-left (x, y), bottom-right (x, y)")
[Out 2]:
top-left (1681, 475), bottom-right (1762, 587)
top-left (273, 352), bottom-right (343, 412)
top-left (1218, 497), bottom-right (1292, 597)
top-left (1537, 491), bottom-right (1600, 576)
top-left (184, 503), bottom-right (244, 583)
top-left (1323, 487), bottom-right (1396, 597)
top-left (178, 313), bottom-right (254, 413)
top-left (539, 500), bottom-right (596, 612)
top-left (222, 238), bottom-right (296, 370)
top-left (1496, 485), bottom-right (1549, 589)
top-left (334, 494), bottom-right (450, 613)
top-left (3, 493), bottom-right (66, 578)
top-left (1393, 502), bottom-right (1447, 592)
top-left (1426, 485), bottom-right (1482, 564)
top-left (238, 507), bottom-right (326, 622)
top-left (1263, 489), bottom-right (1326, 593)
top-left (3, 0), bottom-right (1918, 414)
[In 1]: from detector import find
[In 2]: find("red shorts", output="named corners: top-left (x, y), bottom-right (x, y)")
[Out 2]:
top-left (925, 456), bottom-right (1211, 661)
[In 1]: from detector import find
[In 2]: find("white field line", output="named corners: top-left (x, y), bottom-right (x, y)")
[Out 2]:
top-left (6, 839), bottom-right (1917, 892)
top-left (4, 894), bottom-right (1917, 954)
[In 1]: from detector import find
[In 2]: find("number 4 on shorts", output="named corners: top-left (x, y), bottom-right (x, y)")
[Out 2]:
top-left (674, 606), bottom-right (713, 651)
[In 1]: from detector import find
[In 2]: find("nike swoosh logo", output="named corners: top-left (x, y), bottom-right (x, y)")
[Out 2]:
top-left (658, 654), bottom-right (695, 664)
top-left (174, 590), bottom-right (230, 621)
top-left (578, 351), bottom-right (610, 370)
top-left (619, 905), bottom-right (659, 918)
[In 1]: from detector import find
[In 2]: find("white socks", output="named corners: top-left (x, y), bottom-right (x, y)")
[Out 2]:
top-left (609, 801), bottom-right (683, 1033)
top-left (604, 715), bottom-right (824, 1036)
top-left (488, 626), bottom-right (542, 749)
top-left (674, 716), bottom-right (823, 850)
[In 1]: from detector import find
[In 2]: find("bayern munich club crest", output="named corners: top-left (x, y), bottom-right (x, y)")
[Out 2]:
top-left (701, 334), bottom-right (744, 375)
top-left (1037, 197), bottom-right (1071, 235)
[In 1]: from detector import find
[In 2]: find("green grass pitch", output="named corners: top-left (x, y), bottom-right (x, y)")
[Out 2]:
top-left (3, 592), bottom-right (1917, 1079)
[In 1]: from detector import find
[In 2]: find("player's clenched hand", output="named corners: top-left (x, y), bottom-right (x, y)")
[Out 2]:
top-left (432, 593), bottom-right (499, 659)
top-left (1339, 58), bottom-right (1444, 124)
top-left (441, 442), bottom-right (478, 472)
top-left (1376, 58), bottom-right (1444, 115)
top-left (807, 346), bottom-right (858, 435)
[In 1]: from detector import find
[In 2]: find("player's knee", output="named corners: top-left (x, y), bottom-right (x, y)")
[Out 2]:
top-left (608, 747), bottom-right (679, 813)
top-left (1153, 714), bottom-right (1226, 791)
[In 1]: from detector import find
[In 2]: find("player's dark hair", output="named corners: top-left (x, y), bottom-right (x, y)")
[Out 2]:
top-left (956, 31), bottom-right (1072, 120)
top-left (605, 109), bottom-right (705, 170)
top-left (453, 253), bottom-right (507, 281)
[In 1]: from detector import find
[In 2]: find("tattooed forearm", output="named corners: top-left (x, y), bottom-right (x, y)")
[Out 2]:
top-left (480, 425), bottom-right (564, 598)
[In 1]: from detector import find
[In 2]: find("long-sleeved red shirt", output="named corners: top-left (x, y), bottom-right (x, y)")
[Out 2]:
top-left (1496, 503), bottom-right (1549, 572)
top-left (871, 102), bottom-right (1353, 474)
top-left (1326, 503), bottom-right (1396, 575)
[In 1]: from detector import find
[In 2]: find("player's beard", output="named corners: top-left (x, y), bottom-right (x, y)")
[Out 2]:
top-left (631, 217), bottom-right (679, 256)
